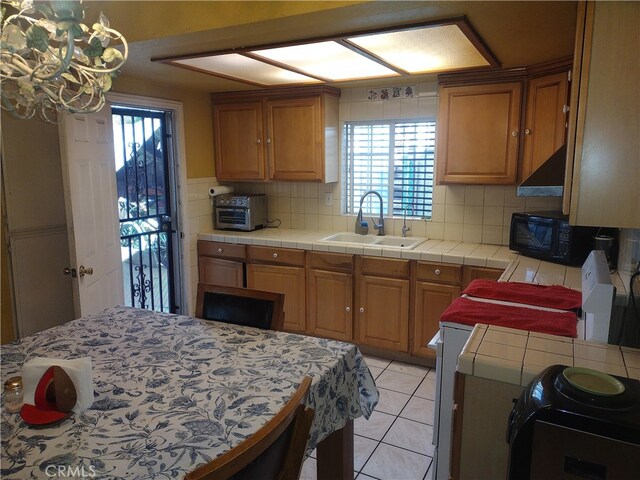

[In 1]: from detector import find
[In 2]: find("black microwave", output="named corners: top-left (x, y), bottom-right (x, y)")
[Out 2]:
top-left (509, 211), bottom-right (599, 266)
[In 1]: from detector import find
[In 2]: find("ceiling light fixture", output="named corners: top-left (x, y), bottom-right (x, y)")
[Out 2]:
top-left (0, 0), bottom-right (128, 123)
top-left (154, 17), bottom-right (499, 88)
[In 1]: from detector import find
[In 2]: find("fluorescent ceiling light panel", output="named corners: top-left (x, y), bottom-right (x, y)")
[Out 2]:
top-left (252, 41), bottom-right (399, 81)
top-left (348, 24), bottom-right (490, 73)
top-left (173, 54), bottom-right (321, 85)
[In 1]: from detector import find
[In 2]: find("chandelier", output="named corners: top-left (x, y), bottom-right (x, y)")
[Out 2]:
top-left (0, 0), bottom-right (128, 123)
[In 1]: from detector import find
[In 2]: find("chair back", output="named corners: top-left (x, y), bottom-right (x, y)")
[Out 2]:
top-left (195, 284), bottom-right (285, 330)
top-left (185, 377), bottom-right (314, 480)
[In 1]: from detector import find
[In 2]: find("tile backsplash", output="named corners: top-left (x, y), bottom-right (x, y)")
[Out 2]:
top-left (190, 176), bottom-right (561, 247)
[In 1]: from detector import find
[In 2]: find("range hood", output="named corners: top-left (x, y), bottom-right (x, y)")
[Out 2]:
top-left (517, 144), bottom-right (567, 197)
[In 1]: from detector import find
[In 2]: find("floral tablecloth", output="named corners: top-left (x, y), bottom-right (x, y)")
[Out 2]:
top-left (1, 306), bottom-right (378, 479)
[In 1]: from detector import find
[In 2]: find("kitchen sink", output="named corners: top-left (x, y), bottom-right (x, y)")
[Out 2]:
top-left (374, 236), bottom-right (425, 249)
top-left (320, 232), bottom-right (426, 249)
top-left (321, 232), bottom-right (380, 244)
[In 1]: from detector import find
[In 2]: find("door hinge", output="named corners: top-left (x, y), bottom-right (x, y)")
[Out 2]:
top-left (180, 231), bottom-right (184, 239)
top-left (568, 70), bottom-right (572, 82)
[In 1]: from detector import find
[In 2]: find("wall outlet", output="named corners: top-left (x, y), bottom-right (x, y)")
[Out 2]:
top-left (324, 193), bottom-right (333, 206)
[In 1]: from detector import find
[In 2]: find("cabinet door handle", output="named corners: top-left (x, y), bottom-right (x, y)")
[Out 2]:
top-left (524, 129), bottom-right (532, 135)
top-left (272, 253), bottom-right (278, 258)
top-left (266, 138), bottom-right (272, 144)
top-left (563, 104), bottom-right (570, 114)
top-left (345, 307), bottom-right (351, 312)
top-left (511, 131), bottom-right (519, 137)
top-left (256, 138), bottom-right (261, 144)
top-left (217, 248), bottom-right (223, 253)
top-left (434, 269), bottom-right (441, 275)
top-left (359, 307), bottom-right (365, 313)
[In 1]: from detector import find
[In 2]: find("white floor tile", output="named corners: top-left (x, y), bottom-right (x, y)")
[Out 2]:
top-left (400, 396), bottom-right (435, 425)
top-left (300, 457), bottom-right (317, 480)
top-left (376, 370), bottom-right (423, 395)
top-left (354, 434), bottom-right (378, 471)
top-left (368, 365), bottom-right (384, 379)
top-left (361, 443), bottom-right (431, 480)
top-left (375, 388), bottom-right (411, 416)
top-left (354, 410), bottom-right (396, 441)
top-left (363, 354), bottom-right (392, 369)
top-left (386, 361), bottom-right (430, 378)
top-left (413, 376), bottom-right (436, 400)
top-left (383, 417), bottom-right (434, 456)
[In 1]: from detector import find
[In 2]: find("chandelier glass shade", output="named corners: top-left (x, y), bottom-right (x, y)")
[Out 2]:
top-left (0, 0), bottom-right (128, 122)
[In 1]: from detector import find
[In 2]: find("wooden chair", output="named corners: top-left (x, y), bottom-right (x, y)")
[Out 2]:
top-left (195, 284), bottom-right (285, 330)
top-left (185, 377), bottom-right (314, 480)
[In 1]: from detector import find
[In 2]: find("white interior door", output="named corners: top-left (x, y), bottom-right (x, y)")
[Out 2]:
top-left (59, 106), bottom-right (124, 317)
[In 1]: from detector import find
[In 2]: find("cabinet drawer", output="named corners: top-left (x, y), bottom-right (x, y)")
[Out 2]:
top-left (308, 252), bottom-right (354, 272)
top-left (416, 262), bottom-right (462, 285)
top-left (198, 240), bottom-right (246, 261)
top-left (247, 246), bottom-right (305, 267)
top-left (360, 256), bottom-right (410, 279)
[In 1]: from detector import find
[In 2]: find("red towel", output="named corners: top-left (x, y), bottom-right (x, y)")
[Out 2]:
top-left (440, 297), bottom-right (578, 337)
top-left (462, 279), bottom-right (582, 311)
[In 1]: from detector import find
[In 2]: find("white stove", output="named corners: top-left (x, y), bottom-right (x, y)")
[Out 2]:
top-left (428, 251), bottom-right (614, 480)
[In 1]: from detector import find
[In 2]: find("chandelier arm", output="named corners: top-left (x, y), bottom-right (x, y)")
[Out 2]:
top-left (0, 55), bottom-right (34, 77)
top-left (73, 29), bottom-right (129, 74)
top-left (46, 30), bottom-right (77, 80)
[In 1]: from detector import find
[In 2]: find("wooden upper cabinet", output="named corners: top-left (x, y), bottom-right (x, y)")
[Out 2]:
top-left (267, 96), bottom-right (323, 181)
top-left (212, 101), bottom-right (265, 181)
top-left (211, 86), bottom-right (339, 183)
top-left (520, 71), bottom-right (569, 181)
top-left (564, 1), bottom-right (640, 228)
top-left (437, 82), bottom-right (523, 185)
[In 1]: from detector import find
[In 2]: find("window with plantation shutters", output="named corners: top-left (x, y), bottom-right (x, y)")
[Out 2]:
top-left (345, 119), bottom-right (435, 219)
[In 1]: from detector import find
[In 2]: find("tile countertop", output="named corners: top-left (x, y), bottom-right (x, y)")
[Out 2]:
top-left (198, 228), bottom-right (515, 268)
top-left (458, 324), bottom-right (640, 384)
top-left (197, 229), bottom-right (627, 292)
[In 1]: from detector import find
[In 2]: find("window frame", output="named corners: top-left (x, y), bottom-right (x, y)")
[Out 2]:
top-left (344, 117), bottom-right (436, 219)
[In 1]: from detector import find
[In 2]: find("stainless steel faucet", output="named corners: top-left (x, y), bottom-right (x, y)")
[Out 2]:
top-left (402, 209), bottom-right (411, 237)
top-left (355, 190), bottom-right (385, 236)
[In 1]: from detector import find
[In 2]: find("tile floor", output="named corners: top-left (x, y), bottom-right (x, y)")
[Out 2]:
top-left (301, 355), bottom-right (436, 480)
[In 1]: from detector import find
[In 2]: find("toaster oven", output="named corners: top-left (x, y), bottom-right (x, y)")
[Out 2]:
top-left (214, 194), bottom-right (267, 231)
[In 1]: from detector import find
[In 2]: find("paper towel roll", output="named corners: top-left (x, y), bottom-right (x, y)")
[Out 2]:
top-left (208, 186), bottom-right (234, 197)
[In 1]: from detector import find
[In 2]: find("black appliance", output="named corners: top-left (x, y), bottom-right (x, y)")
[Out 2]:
top-left (509, 211), bottom-right (599, 266)
top-left (507, 365), bottom-right (640, 480)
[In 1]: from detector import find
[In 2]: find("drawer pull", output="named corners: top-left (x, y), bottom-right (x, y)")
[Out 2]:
top-left (217, 248), bottom-right (223, 253)
top-left (345, 307), bottom-right (351, 312)
top-left (435, 269), bottom-right (441, 275)
top-left (359, 307), bottom-right (365, 313)
top-left (273, 253), bottom-right (278, 258)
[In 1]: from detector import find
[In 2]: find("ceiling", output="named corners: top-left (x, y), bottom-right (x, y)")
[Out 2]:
top-left (91, 1), bottom-right (578, 93)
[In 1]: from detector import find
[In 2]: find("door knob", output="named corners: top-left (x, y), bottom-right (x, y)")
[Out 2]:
top-left (78, 265), bottom-right (94, 277)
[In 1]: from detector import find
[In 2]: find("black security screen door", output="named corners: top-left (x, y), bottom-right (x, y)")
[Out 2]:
top-left (112, 107), bottom-right (175, 313)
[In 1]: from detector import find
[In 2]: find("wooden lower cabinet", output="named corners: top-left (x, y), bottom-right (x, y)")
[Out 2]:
top-left (197, 240), bottom-right (246, 287)
top-left (247, 263), bottom-right (306, 333)
top-left (413, 282), bottom-right (461, 358)
top-left (199, 257), bottom-right (244, 287)
top-left (307, 269), bottom-right (353, 341)
top-left (461, 266), bottom-right (505, 290)
top-left (452, 373), bottom-right (524, 480)
top-left (356, 275), bottom-right (410, 352)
